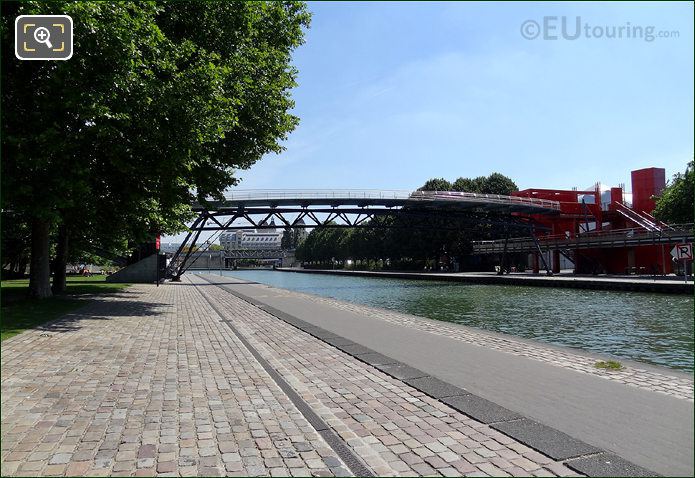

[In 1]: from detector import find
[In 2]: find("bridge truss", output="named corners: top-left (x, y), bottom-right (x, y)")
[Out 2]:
top-left (165, 190), bottom-right (561, 280)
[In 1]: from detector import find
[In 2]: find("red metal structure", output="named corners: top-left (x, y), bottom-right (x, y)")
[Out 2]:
top-left (508, 167), bottom-right (686, 275)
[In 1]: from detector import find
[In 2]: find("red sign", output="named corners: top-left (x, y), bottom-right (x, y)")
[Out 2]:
top-left (155, 234), bottom-right (161, 251)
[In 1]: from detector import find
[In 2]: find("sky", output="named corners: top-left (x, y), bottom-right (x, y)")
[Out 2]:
top-left (164, 1), bottom-right (693, 242)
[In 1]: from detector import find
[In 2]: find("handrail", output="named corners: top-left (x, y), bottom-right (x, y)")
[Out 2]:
top-left (641, 210), bottom-right (674, 231)
top-left (222, 189), bottom-right (412, 200)
top-left (614, 202), bottom-right (660, 232)
top-left (473, 223), bottom-right (694, 246)
top-left (409, 190), bottom-right (561, 210)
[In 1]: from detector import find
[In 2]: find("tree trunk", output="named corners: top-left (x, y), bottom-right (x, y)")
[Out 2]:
top-left (29, 218), bottom-right (52, 299)
top-left (52, 225), bottom-right (69, 294)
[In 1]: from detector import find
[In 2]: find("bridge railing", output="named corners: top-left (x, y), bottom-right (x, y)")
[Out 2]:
top-left (222, 189), bottom-right (412, 200)
top-left (409, 190), bottom-right (561, 210)
top-left (217, 189), bottom-right (561, 210)
top-left (473, 223), bottom-right (694, 248)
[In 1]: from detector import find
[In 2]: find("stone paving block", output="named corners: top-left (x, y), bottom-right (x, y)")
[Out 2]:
top-left (305, 328), bottom-right (340, 340)
top-left (355, 352), bottom-right (398, 366)
top-left (335, 343), bottom-right (375, 356)
top-left (48, 453), bottom-right (72, 465)
top-left (441, 394), bottom-right (522, 424)
top-left (565, 452), bottom-right (656, 477)
top-left (65, 461), bottom-right (90, 475)
top-left (404, 376), bottom-right (468, 399)
top-left (492, 419), bottom-right (599, 460)
top-left (324, 337), bottom-right (355, 347)
top-left (374, 363), bottom-right (428, 380)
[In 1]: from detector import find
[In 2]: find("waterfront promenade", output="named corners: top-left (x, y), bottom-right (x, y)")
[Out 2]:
top-left (1, 275), bottom-right (692, 477)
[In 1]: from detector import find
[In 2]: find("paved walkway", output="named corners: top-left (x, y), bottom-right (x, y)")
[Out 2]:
top-left (1, 280), bottom-right (588, 477)
top-left (199, 273), bottom-right (694, 477)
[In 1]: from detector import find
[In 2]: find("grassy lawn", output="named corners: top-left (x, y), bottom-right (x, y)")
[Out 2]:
top-left (1, 276), bottom-right (130, 341)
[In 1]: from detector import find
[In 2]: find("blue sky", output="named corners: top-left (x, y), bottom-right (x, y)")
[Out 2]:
top-left (237, 1), bottom-right (693, 192)
top-left (164, 1), bottom-right (693, 242)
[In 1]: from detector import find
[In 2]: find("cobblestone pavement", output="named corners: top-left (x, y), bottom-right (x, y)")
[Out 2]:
top-left (187, 274), bottom-right (583, 477)
top-left (260, 285), bottom-right (693, 401)
top-left (0, 279), bottom-right (589, 477)
top-left (1, 284), bottom-right (349, 477)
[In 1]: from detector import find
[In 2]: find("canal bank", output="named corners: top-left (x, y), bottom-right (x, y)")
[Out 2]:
top-left (214, 269), bottom-right (694, 372)
top-left (276, 268), bottom-right (694, 294)
top-left (196, 272), bottom-right (694, 476)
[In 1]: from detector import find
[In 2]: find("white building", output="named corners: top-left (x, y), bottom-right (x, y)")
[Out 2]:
top-left (220, 229), bottom-right (283, 250)
top-left (160, 242), bottom-right (182, 254)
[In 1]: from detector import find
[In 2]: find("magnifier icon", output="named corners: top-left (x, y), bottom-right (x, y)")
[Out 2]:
top-left (33, 27), bottom-right (53, 49)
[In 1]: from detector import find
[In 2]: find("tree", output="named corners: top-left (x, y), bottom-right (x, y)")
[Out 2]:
top-left (281, 227), bottom-right (305, 250)
top-left (1, 212), bottom-right (31, 279)
top-left (654, 161), bottom-right (694, 224)
top-left (296, 171), bottom-right (520, 271)
top-left (418, 178), bottom-right (452, 191)
top-left (452, 177), bottom-right (484, 192)
top-left (480, 172), bottom-right (518, 195)
top-left (2, 1), bottom-right (310, 297)
top-left (452, 173), bottom-right (517, 195)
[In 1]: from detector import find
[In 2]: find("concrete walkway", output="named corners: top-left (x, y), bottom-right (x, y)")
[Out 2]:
top-left (2, 280), bottom-right (582, 477)
top-left (201, 273), bottom-right (694, 476)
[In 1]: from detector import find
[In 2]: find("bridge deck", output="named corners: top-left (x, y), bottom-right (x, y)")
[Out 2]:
top-left (193, 189), bottom-right (561, 215)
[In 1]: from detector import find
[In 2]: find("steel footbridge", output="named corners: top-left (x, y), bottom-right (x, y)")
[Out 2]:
top-left (166, 189), bottom-right (561, 279)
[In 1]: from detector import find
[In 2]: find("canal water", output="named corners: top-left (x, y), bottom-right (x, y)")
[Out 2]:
top-left (206, 269), bottom-right (694, 372)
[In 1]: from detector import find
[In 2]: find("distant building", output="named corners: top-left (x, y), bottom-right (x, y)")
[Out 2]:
top-left (160, 242), bottom-right (182, 254)
top-left (220, 219), bottom-right (283, 251)
top-left (289, 218), bottom-right (309, 247)
top-left (513, 167), bottom-right (675, 275)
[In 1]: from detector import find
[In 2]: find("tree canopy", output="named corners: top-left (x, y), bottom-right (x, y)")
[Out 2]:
top-left (419, 173), bottom-right (517, 195)
top-left (653, 161), bottom-right (694, 224)
top-left (297, 172), bottom-right (519, 270)
top-left (418, 178), bottom-right (452, 192)
top-left (1, 1), bottom-right (310, 296)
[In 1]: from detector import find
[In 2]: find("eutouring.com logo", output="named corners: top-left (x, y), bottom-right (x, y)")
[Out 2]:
top-left (521, 16), bottom-right (680, 42)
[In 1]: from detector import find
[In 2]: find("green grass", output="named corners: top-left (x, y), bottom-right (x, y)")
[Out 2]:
top-left (1, 276), bottom-right (130, 341)
top-left (594, 360), bottom-right (624, 370)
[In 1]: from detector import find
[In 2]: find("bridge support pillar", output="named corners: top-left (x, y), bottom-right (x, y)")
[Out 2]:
top-left (532, 253), bottom-right (540, 274)
top-left (552, 250), bottom-right (561, 274)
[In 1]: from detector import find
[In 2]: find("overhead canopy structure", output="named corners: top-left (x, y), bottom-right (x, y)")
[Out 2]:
top-left (167, 189), bottom-right (561, 280)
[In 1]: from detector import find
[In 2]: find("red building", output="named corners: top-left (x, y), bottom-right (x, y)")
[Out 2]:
top-left (513, 167), bottom-right (678, 275)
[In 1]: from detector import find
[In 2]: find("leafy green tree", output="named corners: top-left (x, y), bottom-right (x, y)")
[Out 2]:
top-left (296, 171), bottom-right (519, 271)
top-left (281, 227), bottom-right (305, 250)
top-left (418, 178), bottom-right (452, 191)
top-left (452, 173), bottom-right (517, 195)
top-left (452, 177), bottom-right (483, 192)
top-left (2, 1), bottom-right (310, 297)
top-left (654, 161), bottom-right (694, 224)
top-left (1, 212), bottom-right (30, 279)
top-left (480, 173), bottom-right (518, 195)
